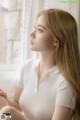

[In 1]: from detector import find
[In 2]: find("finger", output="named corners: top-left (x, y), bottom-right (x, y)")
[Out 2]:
top-left (0, 89), bottom-right (3, 91)
top-left (0, 91), bottom-right (7, 98)
top-left (0, 89), bottom-right (4, 92)
top-left (0, 90), bottom-right (6, 93)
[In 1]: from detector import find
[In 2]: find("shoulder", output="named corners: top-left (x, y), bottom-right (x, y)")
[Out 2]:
top-left (56, 74), bottom-right (76, 110)
top-left (57, 74), bottom-right (70, 88)
top-left (57, 74), bottom-right (75, 96)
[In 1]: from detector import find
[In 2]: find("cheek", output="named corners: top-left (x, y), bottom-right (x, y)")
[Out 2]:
top-left (37, 35), bottom-right (53, 50)
top-left (30, 33), bottom-right (53, 51)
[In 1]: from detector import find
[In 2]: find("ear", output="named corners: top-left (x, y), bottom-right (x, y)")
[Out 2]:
top-left (53, 40), bottom-right (59, 48)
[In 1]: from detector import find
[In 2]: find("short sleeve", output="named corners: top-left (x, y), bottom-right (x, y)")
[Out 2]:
top-left (17, 59), bottom-right (31, 88)
top-left (56, 79), bottom-right (76, 110)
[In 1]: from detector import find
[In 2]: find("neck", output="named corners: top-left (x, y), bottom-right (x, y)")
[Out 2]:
top-left (39, 51), bottom-right (56, 72)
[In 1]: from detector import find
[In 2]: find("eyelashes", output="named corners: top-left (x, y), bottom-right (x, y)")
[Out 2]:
top-left (33, 25), bottom-right (43, 32)
top-left (37, 28), bottom-right (43, 32)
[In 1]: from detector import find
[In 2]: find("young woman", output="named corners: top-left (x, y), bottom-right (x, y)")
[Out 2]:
top-left (0, 8), bottom-right (80, 120)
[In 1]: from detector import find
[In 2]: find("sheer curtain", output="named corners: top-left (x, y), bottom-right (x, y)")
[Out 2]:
top-left (21, 0), bottom-right (44, 61)
top-left (22, 0), bottom-right (80, 61)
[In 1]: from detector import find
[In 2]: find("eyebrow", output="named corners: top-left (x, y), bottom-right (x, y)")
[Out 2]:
top-left (34, 23), bottom-right (47, 30)
top-left (38, 25), bottom-right (47, 29)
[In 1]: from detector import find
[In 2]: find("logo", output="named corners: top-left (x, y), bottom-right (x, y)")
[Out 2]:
top-left (60, 0), bottom-right (79, 3)
top-left (0, 113), bottom-right (12, 119)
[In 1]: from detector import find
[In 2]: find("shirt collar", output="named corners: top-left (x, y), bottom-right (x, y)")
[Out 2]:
top-left (34, 59), bottom-right (59, 74)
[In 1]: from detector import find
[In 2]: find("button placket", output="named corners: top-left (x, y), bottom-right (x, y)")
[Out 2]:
top-left (34, 74), bottom-right (44, 93)
top-left (34, 66), bottom-right (50, 93)
top-left (38, 73), bottom-right (49, 86)
top-left (34, 87), bottom-right (37, 93)
top-left (35, 78), bottom-right (38, 93)
top-left (34, 69), bottom-right (39, 93)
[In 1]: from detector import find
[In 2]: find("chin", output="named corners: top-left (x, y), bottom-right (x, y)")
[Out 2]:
top-left (30, 47), bottom-right (40, 52)
top-left (30, 47), bottom-right (37, 51)
top-left (29, 46), bottom-right (42, 52)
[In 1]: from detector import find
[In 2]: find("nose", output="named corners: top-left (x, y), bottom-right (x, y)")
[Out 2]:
top-left (30, 29), bottom-right (36, 38)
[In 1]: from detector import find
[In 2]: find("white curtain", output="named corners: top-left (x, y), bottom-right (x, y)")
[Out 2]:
top-left (21, 0), bottom-right (45, 61)
top-left (22, 0), bottom-right (80, 61)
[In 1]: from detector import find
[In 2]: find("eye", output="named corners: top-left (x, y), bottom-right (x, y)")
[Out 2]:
top-left (37, 28), bottom-right (43, 32)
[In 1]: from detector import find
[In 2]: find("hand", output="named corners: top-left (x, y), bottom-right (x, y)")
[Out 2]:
top-left (0, 89), bottom-right (7, 99)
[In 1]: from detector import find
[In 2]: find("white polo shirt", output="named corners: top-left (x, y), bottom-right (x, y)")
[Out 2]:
top-left (17, 59), bottom-right (76, 120)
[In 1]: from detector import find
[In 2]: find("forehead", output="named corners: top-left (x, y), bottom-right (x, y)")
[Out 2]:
top-left (37, 15), bottom-right (47, 26)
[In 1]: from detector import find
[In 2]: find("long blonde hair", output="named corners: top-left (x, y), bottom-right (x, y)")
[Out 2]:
top-left (37, 9), bottom-right (80, 120)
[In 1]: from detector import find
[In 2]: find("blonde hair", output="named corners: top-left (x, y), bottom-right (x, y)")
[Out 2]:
top-left (37, 9), bottom-right (80, 120)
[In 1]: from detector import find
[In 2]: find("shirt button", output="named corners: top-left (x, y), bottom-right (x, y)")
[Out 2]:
top-left (34, 88), bottom-right (37, 93)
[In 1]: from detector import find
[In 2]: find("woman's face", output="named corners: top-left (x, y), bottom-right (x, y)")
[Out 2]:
top-left (29, 15), bottom-right (54, 52)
